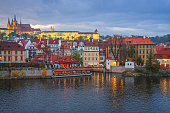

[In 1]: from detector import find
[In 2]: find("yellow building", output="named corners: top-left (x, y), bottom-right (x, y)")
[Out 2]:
top-left (0, 28), bottom-right (14, 36)
top-left (83, 40), bottom-right (99, 67)
top-left (37, 28), bottom-right (99, 40)
top-left (107, 37), bottom-right (156, 65)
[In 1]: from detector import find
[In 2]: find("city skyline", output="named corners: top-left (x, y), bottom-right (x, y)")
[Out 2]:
top-left (0, 0), bottom-right (170, 36)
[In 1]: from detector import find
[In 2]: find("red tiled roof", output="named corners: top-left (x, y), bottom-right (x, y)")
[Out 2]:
top-left (154, 48), bottom-right (170, 59)
top-left (124, 37), bottom-right (155, 45)
top-left (0, 41), bottom-right (25, 51)
top-left (48, 39), bottom-right (59, 44)
top-left (32, 55), bottom-right (78, 64)
top-left (154, 48), bottom-right (170, 55)
top-left (84, 40), bottom-right (98, 46)
top-left (61, 42), bottom-right (73, 49)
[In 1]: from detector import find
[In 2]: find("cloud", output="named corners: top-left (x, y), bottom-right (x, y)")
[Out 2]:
top-left (1, 0), bottom-right (170, 36)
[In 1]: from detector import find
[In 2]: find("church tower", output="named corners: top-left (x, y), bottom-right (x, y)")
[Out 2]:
top-left (12, 15), bottom-right (18, 29)
top-left (7, 18), bottom-right (11, 29)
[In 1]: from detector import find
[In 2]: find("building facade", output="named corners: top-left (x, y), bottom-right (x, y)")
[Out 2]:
top-left (154, 48), bottom-right (170, 68)
top-left (83, 40), bottom-right (99, 67)
top-left (37, 29), bottom-right (99, 40)
top-left (0, 41), bottom-right (25, 63)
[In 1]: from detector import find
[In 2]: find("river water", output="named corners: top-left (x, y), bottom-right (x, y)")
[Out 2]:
top-left (0, 72), bottom-right (169, 113)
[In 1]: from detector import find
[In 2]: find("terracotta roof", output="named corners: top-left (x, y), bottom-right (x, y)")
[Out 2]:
top-left (32, 55), bottom-right (78, 64)
top-left (61, 42), bottom-right (73, 49)
top-left (48, 39), bottom-right (59, 44)
top-left (0, 41), bottom-right (25, 51)
top-left (154, 48), bottom-right (170, 59)
top-left (124, 37), bottom-right (155, 45)
top-left (154, 48), bottom-right (170, 55)
top-left (84, 40), bottom-right (99, 46)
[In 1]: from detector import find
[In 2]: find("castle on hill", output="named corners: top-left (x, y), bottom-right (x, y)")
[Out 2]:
top-left (7, 15), bottom-right (41, 35)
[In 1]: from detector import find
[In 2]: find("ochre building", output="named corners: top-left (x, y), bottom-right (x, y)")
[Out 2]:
top-left (37, 29), bottom-right (99, 40)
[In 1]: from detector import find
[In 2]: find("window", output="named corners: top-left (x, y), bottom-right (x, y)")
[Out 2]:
top-left (15, 56), bottom-right (17, 61)
top-left (4, 51), bottom-right (6, 54)
top-left (21, 51), bottom-right (23, 54)
top-left (96, 57), bottom-right (98, 60)
top-left (88, 57), bottom-right (90, 60)
top-left (96, 47), bottom-right (98, 50)
top-left (143, 50), bottom-right (144, 54)
top-left (140, 50), bottom-right (141, 54)
top-left (88, 53), bottom-right (90, 56)
top-left (96, 53), bottom-right (98, 55)
top-left (85, 57), bottom-right (86, 60)
top-left (92, 53), bottom-right (94, 56)
top-left (85, 53), bottom-right (86, 55)
top-left (92, 57), bottom-right (94, 60)
top-left (8, 51), bottom-right (10, 54)
top-left (15, 51), bottom-right (17, 54)
top-left (8, 56), bottom-right (10, 61)
top-left (4, 56), bottom-right (6, 61)
top-left (143, 45), bottom-right (145, 48)
top-left (143, 55), bottom-right (145, 58)
top-left (0, 51), bottom-right (1, 54)
top-left (21, 56), bottom-right (23, 61)
top-left (147, 50), bottom-right (148, 54)
top-left (147, 45), bottom-right (148, 48)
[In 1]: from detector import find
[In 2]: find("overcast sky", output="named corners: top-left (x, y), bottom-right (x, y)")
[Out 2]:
top-left (0, 0), bottom-right (170, 36)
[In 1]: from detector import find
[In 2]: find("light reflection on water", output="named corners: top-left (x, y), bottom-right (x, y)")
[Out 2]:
top-left (0, 72), bottom-right (170, 113)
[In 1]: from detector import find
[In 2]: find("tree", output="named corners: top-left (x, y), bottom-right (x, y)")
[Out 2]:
top-left (136, 56), bottom-right (144, 66)
top-left (0, 33), bottom-right (6, 39)
top-left (108, 36), bottom-right (127, 65)
top-left (146, 51), bottom-right (160, 73)
top-left (71, 50), bottom-right (83, 66)
top-left (21, 33), bottom-right (30, 39)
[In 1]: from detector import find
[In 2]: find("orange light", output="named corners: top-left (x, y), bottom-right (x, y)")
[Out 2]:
top-left (112, 61), bottom-right (116, 66)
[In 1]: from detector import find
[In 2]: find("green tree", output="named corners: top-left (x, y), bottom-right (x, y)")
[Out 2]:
top-left (136, 56), bottom-right (144, 66)
top-left (146, 51), bottom-right (160, 73)
top-left (0, 33), bottom-right (6, 39)
top-left (21, 33), bottom-right (30, 39)
top-left (71, 50), bottom-right (83, 66)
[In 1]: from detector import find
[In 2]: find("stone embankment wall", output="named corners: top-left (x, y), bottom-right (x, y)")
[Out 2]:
top-left (0, 69), bottom-right (53, 77)
top-left (110, 66), bottom-right (125, 73)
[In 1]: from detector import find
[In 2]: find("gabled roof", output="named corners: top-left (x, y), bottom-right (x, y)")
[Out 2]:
top-left (61, 42), bottom-right (73, 49)
top-left (0, 41), bottom-right (25, 51)
top-left (31, 55), bottom-right (78, 64)
top-left (84, 40), bottom-right (99, 46)
top-left (154, 48), bottom-right (170, 55)
top-left (124, 37), bottom-right (155, 45)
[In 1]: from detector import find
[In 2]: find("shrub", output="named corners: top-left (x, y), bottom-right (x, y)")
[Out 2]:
top-left (14, 70), bottom-right (19, 77)
top-left (42, 68), bottom-right (47, 77)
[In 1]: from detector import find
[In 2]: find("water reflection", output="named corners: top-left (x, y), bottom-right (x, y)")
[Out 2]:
top-left (0, 73), bottom-right (169, 113)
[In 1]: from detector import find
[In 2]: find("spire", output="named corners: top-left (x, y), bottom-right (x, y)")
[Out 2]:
top-left (20, 18), bottom-right (22, 25)
top-left (14, 14), bottom-right (16, 21)
top-left (95, 29), bottom-right (98, 33)
top-left (8, 18), bottom-right (10, 24)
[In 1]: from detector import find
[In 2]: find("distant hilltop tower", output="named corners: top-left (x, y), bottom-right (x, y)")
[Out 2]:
top-left (7, 15), bottom-right (41, 35)
top-left (7, 15), bottom-right (19, 30)
top-left (50, 26), bottom-right (54, 31)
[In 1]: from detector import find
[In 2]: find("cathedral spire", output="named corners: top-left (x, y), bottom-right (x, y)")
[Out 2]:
top-left (20, 18), bottom-right (22, 25)
top-left (14, 14), bottom-right (16, 21)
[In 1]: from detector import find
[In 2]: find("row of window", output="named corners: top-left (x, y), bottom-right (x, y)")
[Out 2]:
top-left (84, 57), bottom-right (98, 61)
top-left (84, 47), bottom-right (98, 51)
top-left (0, 51), bottom-right (23, 55)
top-left (3, 56), bottom-right (23, 61)
top-left (84, 52), bottom-right (98, 56)
top-left (138, 45), bottom-right (153, 48)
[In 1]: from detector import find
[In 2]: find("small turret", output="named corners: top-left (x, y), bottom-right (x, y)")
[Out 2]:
top-left (94, 29), bottom-right (98, 33)
top-left (7, 18), bottom-right (11, 29)
top-left (14, 14), bottom-right (17, 21)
